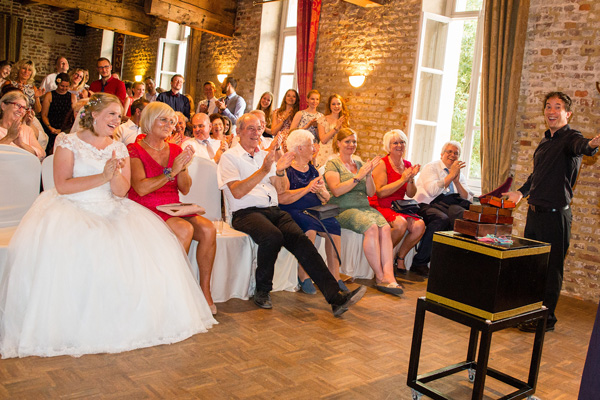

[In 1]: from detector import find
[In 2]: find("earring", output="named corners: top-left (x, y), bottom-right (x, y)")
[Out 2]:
top-left (93, 119), bottom-right (97, 126)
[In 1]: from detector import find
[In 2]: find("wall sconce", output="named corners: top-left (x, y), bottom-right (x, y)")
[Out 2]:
top-left (134, 75), bottom-right (143, 82)
top-left (349, 75), bottom-right (366, 88)
top-left (217, 74), bottom-right (228, 83)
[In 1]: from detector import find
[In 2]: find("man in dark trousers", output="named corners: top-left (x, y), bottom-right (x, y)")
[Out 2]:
top-left (504, 91), bottom-right (600, 332)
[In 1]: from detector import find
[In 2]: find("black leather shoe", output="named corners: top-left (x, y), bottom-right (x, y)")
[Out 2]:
top-left (253, 291), bottom-right (272, 309)
top-left (411, 264), bottom-right (429, 278)
top-left (517, 320), bottom-right (555, 333)
top-left (332, 285), bottom-right (367, 317)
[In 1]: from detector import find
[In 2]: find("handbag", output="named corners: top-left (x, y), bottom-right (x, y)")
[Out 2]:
top-left (391, 199), bottom-right (421, 218)
top-left (156, 203), bottom-right (206, 217)
top-left (304, 203), bottom-right (340, 220)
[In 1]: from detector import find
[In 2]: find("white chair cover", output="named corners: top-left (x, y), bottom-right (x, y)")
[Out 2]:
top-left (339, 229), bottom-right (374, 279)
top-left (180, 157), bottom-right (222, 221)
top-left (41, 154), bottom-right (55, 190)
top-left (0, 145), bottom-right (41, 228)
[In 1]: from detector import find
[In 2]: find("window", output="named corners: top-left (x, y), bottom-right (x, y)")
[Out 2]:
top-left (408, 0), bottom-right (484, 193)
top-left (273, 0), bottom-right (298, 105)
top-left (156, 22), bottom-right (191, 91)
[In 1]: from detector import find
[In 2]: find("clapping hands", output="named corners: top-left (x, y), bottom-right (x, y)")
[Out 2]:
top-left (173, 146), bottom-right (194, 174)
top-left (357, 156), bottom-right (382, 180)
top-left (103, 150), bottom-right (126, 180)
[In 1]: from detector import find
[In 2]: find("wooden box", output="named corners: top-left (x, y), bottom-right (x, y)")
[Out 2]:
top-left (469, 204), bottom-right (512, 217)
top-left (426, 232), bottom-right (550, 321)
top-left (463, 210), bottom-right (514, 224)
top-left (454, 219), bottom-right (513, 237)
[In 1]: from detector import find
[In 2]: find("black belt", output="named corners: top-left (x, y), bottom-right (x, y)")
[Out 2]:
top-left (529, 204), bottom-right (569, 213)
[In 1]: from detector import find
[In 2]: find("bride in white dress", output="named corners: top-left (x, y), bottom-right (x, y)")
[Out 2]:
top-left (0, 93), bottom-right (216, 358)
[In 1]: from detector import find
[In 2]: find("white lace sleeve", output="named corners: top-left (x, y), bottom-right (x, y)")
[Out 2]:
top-left (55, 133), bottom-right (77, 152)
top-left (112, 140), bottom-right (130, 159)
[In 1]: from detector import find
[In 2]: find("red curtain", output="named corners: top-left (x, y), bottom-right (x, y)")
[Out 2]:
top-left (296, 0), bottom-right (322, 109)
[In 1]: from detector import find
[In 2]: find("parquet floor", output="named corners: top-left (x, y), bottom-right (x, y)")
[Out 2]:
top-left (0, 274), bottom-right (596, 399)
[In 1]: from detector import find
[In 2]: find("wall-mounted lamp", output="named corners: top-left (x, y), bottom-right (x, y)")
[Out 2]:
top-left (349, 75), bottom-right (366, 88)
top-left (217, 74), bottom-right (228, 83)
top-left (134, 75), bottom-right (143, 82)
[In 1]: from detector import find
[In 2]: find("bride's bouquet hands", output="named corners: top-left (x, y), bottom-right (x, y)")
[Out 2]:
top-left (103, 150), bottom-right (125, 181)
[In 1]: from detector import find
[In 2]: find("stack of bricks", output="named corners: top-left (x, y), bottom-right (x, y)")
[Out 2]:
top-left (454, 197), bottom-right (515, 238)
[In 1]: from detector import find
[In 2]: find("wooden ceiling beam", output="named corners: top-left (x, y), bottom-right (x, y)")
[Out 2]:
top-left (75, 10), bottom-right (153, 38)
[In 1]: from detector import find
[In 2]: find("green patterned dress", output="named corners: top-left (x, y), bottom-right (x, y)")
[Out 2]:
top-left (324, 157), bottom-right (388, 234)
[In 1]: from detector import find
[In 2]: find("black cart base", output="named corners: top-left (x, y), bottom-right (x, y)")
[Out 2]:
top-left (407, 297), bottom-right (548, 400)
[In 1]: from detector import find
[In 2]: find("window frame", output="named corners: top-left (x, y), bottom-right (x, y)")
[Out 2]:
top-left (273, 0), bottom-right (298, 106)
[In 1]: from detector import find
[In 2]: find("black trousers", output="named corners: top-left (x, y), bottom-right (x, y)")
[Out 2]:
top-left (232, 206), bottom-right (342, 304)
top-left (524, 207), bottom-right (572, 323)
top-left (413, 200), bottom-right (468, 265)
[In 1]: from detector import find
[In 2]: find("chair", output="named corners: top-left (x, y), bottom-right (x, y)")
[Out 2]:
top-left (0, 145), bottom-right (42, 274)
top-left (180, 156), bottom-right (221, 221)
top-left (41, 154), bottom-right (55, 190)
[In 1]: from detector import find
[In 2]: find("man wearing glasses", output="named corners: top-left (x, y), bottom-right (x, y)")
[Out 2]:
top-left (89, 58), bottom-right (127, 106)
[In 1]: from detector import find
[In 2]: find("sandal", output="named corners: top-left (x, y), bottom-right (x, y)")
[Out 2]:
top-left (374, 282), bottom-right (404, 297)
top-left (394, 256), bottom-right (408, 276)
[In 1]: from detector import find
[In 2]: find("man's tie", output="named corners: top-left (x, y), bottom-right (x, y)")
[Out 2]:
top-left (202, 139), bottom-right (215, 159)
top-left (444, 168), bottom-right (455, 194)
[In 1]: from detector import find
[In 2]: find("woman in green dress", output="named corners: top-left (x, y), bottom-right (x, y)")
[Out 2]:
top-left (323, 128), bottom-right (402, 296)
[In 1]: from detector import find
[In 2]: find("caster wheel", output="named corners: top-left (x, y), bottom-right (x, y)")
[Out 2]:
top-left (468, 368), bottom-right (476, 383)
top-left (411, 389), bottom-right (422, 400)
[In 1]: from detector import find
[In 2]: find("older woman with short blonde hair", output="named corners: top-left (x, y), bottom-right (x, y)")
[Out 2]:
top-left (3, 59), bottom-right (44, 113)
top-left (0, 90), bottom-right (45, 159)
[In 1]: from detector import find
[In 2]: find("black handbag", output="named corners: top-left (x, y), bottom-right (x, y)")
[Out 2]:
top-left (391, 199), bottom-right (421, 218)
top-left (303, 204), bottom-right (342, 265)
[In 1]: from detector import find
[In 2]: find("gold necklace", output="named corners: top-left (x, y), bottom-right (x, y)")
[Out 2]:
top-left (142, 138), bottom-right (165, 151)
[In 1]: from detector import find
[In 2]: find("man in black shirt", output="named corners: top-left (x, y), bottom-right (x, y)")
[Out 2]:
top-left (504, 92), bottom-right (600, 332)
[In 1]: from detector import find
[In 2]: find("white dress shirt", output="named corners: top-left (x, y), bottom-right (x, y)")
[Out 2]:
top-left (182, 137), bottom-right (221, 161)
top-left (115, 119), bottom-right (141, 145)
top-left (197, 97), bottom-right (219, 115)
top-left (217, 145), bottom-right (277, 213)
top-left (40, 73), bottom-right (58, 93)
top-left (413, 159), bottom-right (474, 204)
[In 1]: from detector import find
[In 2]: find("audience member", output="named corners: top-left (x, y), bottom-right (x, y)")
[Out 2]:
top-left (0, 91), bottom-right (45, 159)
top-left (271, 89), bottom-right (299, 137)
top-left (0, 93), bottom-right (215, 358)
top-left (68, 68), bottom-right (91, 99)
top-left (115, 98), bottom-right (148, 144)
top-left (222, 115), bottom-right (232, 136)
top-left (278, 129), bottom-right (348, 293)
top-left (40, 56), bottom-right (69, 93)
top-left (41, 72), bottom-right (76, 154)
top-left (169, 111), bottom-right (187, 146)
top-left (0, 84), bottom-right (47, 150)
top-left (156, 74), bottom-right (190, 119)
top-left (215, 77), bottom-right (246, 133)
top-left (197, 81), bottom-right (219, 115)
top-left (125, 81), bottom-right (145, 117)
top-left (217, 113), bottom-right (366, 315)
top-left (255, 91), bottom-right (274, 136)
top-left (324, 128), bottom-right (402, 296)
top-left (144, 77), bottom-right (158, 102)
top-left (317, 94), bottom-right (349, 168)
top-left (290, 89), bottom-right (323, 143)
top-left (3, 59), bottom-right (44, 113)
top-left (88, 58), bottom-right (127, 106)
top-left (210, 113), bottom-right (233, 148)
top-left (128, 101), bottom-right (217, 314)
top-left (0, 60), bottom-right (12, 87)
top-left (183, 113), bottom-right (227, 163)
top-left (412, 141), bottom-right (474, 277)
top-left (369, 130), bottom-right (425, 274)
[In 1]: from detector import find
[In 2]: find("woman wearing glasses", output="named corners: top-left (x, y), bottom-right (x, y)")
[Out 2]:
top-left (0, 91), bottom-right (45, 159)
top-left (128, 101), bottom-right (218, 315)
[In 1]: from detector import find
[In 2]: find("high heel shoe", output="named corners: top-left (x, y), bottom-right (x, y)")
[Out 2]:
top-left (394, 256), bottom-right (407, 276)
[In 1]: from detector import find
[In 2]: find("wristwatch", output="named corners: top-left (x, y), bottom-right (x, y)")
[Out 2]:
top-left (276, 170), bottom-right (285, 177)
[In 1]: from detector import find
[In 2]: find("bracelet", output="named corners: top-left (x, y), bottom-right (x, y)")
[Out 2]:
top-left (163, 167), bottom-right (175, 181)
top-left (276, 170), bottom-right (285, 177)
top-left (352, 177), bottom-right (360, 184)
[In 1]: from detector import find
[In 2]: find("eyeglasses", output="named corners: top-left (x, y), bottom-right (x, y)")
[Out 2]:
top-left (158, 117), bottom-right (176, 126)
top-left (97, 65), bottom-right (111, 70)
top-left (5, 102), bottom-right (31, 112)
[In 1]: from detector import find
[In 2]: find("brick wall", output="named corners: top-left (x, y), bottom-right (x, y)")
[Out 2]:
top-left (511, 0), bottom-right (600, 301)
top-left (121, 20), bottom-right (168, 83)
top-left (0, 0), bottom-right (84, 82)
top-left (314, 0), bottom-right (421, 160)
top-left (194, 0), bottom-right (261, 111)
top-left (80, 27), bottom-right (103, 80)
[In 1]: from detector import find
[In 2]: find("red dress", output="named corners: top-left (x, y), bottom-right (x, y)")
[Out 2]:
top-left (127, 141), bottom-right (193, 221)
top-left (369, 155), bottom-right (419, 222)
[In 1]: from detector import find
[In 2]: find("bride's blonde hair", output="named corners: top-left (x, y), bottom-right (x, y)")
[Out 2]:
top-left (79, 93), bottom-right (123, 135)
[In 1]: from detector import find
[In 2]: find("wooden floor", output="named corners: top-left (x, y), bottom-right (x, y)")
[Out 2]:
top-left (0, 275), bottom-right (596, 399)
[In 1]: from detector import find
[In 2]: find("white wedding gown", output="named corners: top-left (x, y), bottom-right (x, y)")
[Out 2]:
top-left (0, 133), bottom-right (216, 358)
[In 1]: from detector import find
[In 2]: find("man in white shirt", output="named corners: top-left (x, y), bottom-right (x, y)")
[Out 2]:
top-left (411, 141), bottom-right (474, 276)
top-left (40, 56), bottom-right (69, 93)
top-left (115, 98), bottom-right (148, 144)
top-left (196, 81), bottom-right (219, 115)
top-left (182, 113), bottom-right (227, 163)
top-left (217, 113), bottom-right (366, 315)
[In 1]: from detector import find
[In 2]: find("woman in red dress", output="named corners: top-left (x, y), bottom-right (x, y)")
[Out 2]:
top-left (369, 129), bottom-right (425, 273)
top-left (128, 101), bottom-right (217, 314)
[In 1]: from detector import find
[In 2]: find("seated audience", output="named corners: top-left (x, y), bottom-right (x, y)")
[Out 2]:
top-left (271, 89), bottom-right (299, 138)
top-left (278, 129), bottom-right (348, 293)
top-left (144, 77), bottom-right (158, 102)
top-left (0, 60), bottom-right (12, 87)
top-left (128, 102), bottom-right (217, 314)
top-left (216, 77), bottom-right (246, 134)
top-left (69, 68), bottom-right (91, 100)
top-left (89, 58), bottom-right (127, 106)
top-left (183, 113), bottom-right (227, 163)
top-left (3, 59), bottom-right (44, 113)
top-left (157, 74), bottom-right (190, 120)
top-left (290, 90), bottom-right (323, 143)
top-left (115, 98), bottom-right (148, 144)
top-left (197, 81), bottom-right (219, 115)
top-left (1, 84), bottom-right (47, 150)
top-left (41, 72), bottom-right (76, 154)
top-left (255, 91), bottom-right (274, 136)
top-left (369, 130), bottom-right (425, 274)
top-left (222, 115), bottom-right (232, 136)
top-left (317, 94), bottom-right (349, 168)
top-left (169, 111), bottom-right (187, 146)
top-left (0, 91), bottom-right (45, 159)
top-left (324, 128), bottom-right (402, 296)
top-left (413, 141), bottom-right (474, 276)
top-left (40, 56), bottom-right (69, 93)
top-left (217, 113), bottom-right (366, 314)
top-left (125, 81), bottom-right (145, 117)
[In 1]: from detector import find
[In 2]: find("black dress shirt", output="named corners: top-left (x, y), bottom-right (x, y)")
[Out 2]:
top-left (518, 124), bottom-right (598, 208)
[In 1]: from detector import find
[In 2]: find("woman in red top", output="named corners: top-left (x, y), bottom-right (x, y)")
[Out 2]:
top-left (370, 129), bottom-right (425, 273)
top-left (128, 101), bottom-right (217, 314)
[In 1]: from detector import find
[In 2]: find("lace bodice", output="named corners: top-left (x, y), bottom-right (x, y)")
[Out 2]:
top-left (55, 133), bottom-right (129, 204)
